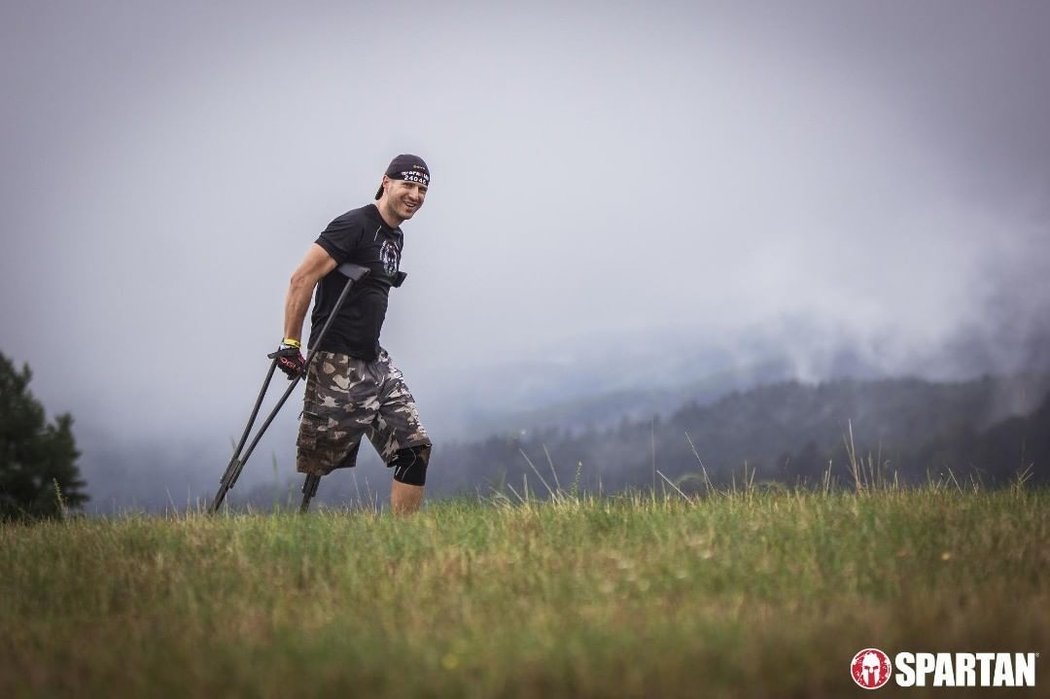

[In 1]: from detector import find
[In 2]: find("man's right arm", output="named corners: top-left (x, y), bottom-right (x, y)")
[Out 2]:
top-left (283, 243), bottom-right (338, 344)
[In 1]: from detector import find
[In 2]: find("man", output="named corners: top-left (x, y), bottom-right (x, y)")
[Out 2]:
top-left (274, 154), bottom-right (432, 514)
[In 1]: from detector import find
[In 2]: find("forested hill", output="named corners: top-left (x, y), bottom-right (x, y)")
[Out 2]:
top-left (432, 374), bottom-right (1050, 496)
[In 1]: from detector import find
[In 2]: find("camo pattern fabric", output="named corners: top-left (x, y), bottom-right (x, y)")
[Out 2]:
top-left (296, 350), bottom-right (431, 475)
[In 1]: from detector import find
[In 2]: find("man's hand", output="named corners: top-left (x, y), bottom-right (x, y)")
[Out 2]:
top-left (268, 339), bottom-right (306, 379)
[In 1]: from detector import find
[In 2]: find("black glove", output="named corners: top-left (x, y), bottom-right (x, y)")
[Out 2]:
top-left (268, 340), bottom-right (306, 379)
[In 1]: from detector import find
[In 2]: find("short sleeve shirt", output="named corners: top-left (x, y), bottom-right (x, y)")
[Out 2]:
top-left (309, 204), bottom-right (404, 360)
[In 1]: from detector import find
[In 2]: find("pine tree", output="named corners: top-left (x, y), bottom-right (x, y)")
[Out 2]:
top-left (0, 351), bottom-right (88, 519)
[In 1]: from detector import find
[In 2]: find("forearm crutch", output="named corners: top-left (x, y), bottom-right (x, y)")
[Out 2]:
top-left (209, 263), bottom-right (369, 513)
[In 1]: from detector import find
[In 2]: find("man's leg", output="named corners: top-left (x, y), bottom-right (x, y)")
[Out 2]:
top-left (388, 444), bottom-right (430, 515)
top-left (391, 481), bottom-right (425, 515)
top-left (371, 353), bottom-right (432, 516)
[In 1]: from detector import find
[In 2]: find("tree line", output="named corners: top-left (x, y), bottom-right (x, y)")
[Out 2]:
top-left (1, 352), bottom-right (87, 520)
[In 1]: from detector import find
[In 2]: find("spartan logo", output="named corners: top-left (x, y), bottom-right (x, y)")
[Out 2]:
top-left (851, 648), bottom-right (892, 690)
top-left (379, 239), bottom-right (400, 277)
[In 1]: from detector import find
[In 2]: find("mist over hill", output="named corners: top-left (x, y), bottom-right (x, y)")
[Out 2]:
top-left (65, 315), bottom-right (1050, 512)
top-left (424, 373), bottom-right (1050, 500)
top-left (435, 313), bottom-right (1050, 436)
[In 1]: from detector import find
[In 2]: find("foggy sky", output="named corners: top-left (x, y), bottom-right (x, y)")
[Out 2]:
top-left (2, 2), bottom-right (1049, 505)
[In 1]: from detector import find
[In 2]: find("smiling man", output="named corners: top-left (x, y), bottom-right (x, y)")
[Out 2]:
top-left (276, 154), bottom-right (433, 514)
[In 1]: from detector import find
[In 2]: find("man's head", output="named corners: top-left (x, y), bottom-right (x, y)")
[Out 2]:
top-left (375, 154), bottom-right (429, 225)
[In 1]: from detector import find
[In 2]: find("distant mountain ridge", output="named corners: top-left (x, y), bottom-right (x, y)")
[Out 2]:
top-left (428, 315), bottom-right (1050, 440)
top-left (428, 373), bottom-right (1050, 497)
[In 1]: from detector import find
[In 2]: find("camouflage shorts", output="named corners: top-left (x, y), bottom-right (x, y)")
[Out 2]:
top-left (296, 350), bottom-right (431, 475)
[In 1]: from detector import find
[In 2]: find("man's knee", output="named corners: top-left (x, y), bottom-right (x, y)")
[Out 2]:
top-left (390, 444), bottom-right (431, 486)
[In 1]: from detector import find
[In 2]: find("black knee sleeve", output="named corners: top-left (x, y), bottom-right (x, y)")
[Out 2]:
top-left (390, 444), bottom-right (431, 486)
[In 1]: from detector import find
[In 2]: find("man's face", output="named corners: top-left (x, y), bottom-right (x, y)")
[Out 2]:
top-left (384, 178), bottom-right (427, 221)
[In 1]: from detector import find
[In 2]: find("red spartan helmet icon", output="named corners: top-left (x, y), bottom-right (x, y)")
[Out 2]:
top-left (851, 648), bottom-right (892, 690)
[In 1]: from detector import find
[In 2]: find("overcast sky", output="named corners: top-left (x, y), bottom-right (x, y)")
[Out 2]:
top-left (2, 2), bottom-right (1048, 503)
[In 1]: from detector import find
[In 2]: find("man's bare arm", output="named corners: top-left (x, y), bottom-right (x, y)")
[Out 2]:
top-left (283, 243), bottom-right (338, 343)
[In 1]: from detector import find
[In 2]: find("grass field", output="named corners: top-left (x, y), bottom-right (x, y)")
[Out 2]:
top-left (1, 485), bottom-right (1047, 698)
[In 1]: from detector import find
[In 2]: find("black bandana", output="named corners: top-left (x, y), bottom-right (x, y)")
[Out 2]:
top-left (375, 154), bottom-right (430, 199)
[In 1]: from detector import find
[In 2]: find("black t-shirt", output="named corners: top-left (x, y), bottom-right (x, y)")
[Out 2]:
top-left (309, 204), bottom-right (405, 360)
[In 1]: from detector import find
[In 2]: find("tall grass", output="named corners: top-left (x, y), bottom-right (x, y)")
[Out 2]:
top-left (2, 485), bottom-right (1047, 698)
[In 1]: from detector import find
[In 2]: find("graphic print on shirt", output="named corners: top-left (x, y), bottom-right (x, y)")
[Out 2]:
top-left (379, 239), bottom-right (401, 277)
